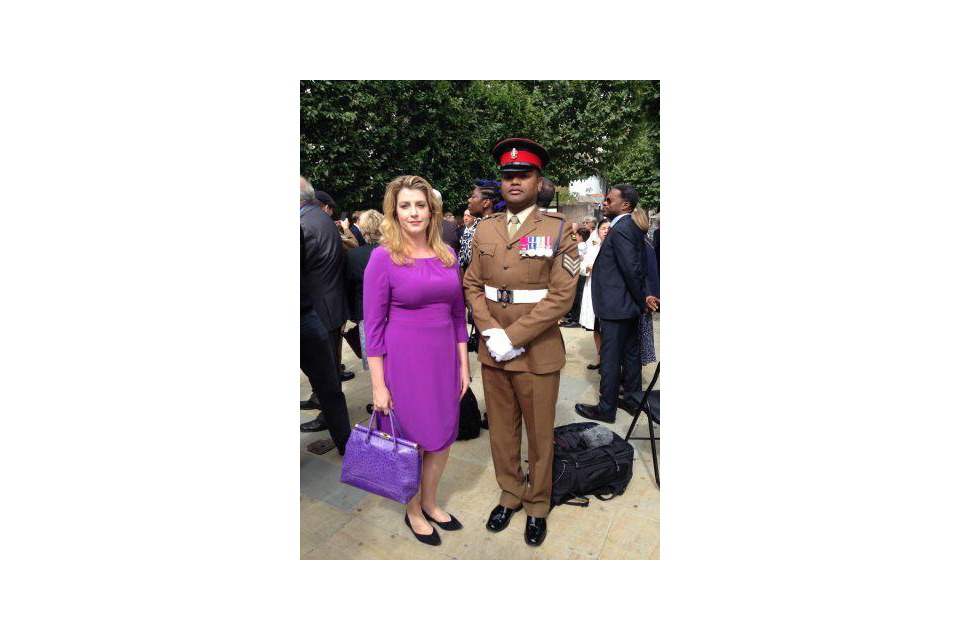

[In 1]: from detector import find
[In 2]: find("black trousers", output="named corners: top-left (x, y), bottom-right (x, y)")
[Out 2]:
top-left (300, 310), bottom-right (351, 454)
top-left (569, 276), bottom-right (587, 322)
top-left (597, 317), bottom-right (641, 414)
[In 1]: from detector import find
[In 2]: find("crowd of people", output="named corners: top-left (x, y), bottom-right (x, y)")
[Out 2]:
top-left (300, 137), bottom-right (659, 549)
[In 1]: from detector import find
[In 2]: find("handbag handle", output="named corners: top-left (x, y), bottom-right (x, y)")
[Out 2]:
top-left (363, 409), bottom-right (406, 451)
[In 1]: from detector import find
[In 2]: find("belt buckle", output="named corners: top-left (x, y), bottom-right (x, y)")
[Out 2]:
top-left (497, 289), bottom-right (513, 304)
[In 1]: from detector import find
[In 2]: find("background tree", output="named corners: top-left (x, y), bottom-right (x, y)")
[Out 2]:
top-left (300, 80), bottom-right (659, 214)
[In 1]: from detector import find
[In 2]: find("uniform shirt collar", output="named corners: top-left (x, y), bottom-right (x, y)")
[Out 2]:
top-left (506, 203), bottom-right (537, 228)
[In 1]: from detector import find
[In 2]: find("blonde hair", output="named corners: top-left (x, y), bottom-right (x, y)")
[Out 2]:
top-left (380, 175), bottom-right (455, 268)
top-left (357, 210), bottom-right (383, 243)
top-left (631, 206), bottom-right (650, 232)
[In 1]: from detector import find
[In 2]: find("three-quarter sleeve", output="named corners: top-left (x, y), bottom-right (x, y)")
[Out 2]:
top-left (362, 248), bottom-right (391, 357)
top-left (451, 248), bottom-right (469, 343)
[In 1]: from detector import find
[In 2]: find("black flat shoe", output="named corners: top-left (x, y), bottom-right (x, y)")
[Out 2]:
top-left (366, 404), bottom-right (374, 414)
top-left (300, 416), bottom-right (327, 432)
top-left (423, 509), bottom-right (463, 531)
top-left (586, 363), bottom-right (601, 370)
top-left (340, 370), bottom-right (356, 382)
top-left (404, 514), bottom-right (441, 546)
top-left (574, 403), bottom-right (617, 424)
top-left (524, 516), bottom-right (547, 546)
top-left (486, 504), bottom-right (520, 532)
top-left (300, 393), bottom-right (321, 410)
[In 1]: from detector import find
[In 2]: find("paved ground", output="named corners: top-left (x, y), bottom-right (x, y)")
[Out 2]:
top-left (301, 316), bottom-right (660, 560)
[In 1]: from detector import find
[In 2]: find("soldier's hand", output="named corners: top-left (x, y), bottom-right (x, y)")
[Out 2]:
top-left (499, 347), bottom-right (525, 362)
top-left (481, 328), bottom-right (514, 360)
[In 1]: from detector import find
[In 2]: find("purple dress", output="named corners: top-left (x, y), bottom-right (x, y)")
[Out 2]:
top-left (363, 246), bottom-right (469, 451)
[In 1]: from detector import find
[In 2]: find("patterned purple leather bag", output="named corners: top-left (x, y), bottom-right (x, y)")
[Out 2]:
top-left (340, 411), bottom-right (422, 503)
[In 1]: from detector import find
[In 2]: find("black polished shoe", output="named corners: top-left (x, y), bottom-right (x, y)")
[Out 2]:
top-left (574, 403), bottom-right (617, 424)
top-left (423, 508), bottom-right (463, 531)
top-left (404, 514), bottom-right (441, 546)
top-left (300, 393), bottom-right (321, 410)
top-left (617, 396), bottom-right (641, 414)
top-left (524, 516), bottom-right (547, 546)
top-left (299, 416), bottom-right (328, 432)
top-left (486, 505), bottom-right (521, 532)
top-left (340, 370), bottom-right (356, 382)
top-left (586, 362), bottom-right (601, 371)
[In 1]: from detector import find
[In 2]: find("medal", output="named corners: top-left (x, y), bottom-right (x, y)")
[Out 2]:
top-left (519, 236), bottom-right (529, 254)
top-left (528, 236), bottom-right (538, 256)
top-left (544, 235), bottom-right (553, 257)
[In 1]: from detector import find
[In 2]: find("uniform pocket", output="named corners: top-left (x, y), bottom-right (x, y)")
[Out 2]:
top-left (476, 243), bottom-right (496, 280)
top-left (522, 255), bottom-right (548, 284)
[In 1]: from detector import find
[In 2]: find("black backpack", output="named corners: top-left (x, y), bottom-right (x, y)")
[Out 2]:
top-left (551, 422), bottom-right (635, 507)
top-left (457, 388), bottom-right (483, 440)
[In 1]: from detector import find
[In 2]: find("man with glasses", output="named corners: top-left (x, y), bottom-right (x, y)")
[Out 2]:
top-left (575, 184), bottom-right (657, 423)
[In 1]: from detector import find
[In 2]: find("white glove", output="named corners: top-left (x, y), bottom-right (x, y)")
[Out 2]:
top-left (497, 347), bottom-right (525, 362)
top-left (481, 328), bottom-right (524, 361)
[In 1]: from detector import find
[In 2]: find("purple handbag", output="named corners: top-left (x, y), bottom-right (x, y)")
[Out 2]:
top-left (340, 410), bottom-right (422, 504)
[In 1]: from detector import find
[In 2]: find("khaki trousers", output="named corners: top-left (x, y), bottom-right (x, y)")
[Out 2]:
top-left (481, 364), bottom-right (559, 518)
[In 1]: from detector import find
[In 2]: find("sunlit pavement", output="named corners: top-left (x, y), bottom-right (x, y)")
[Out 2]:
top-left (301, 315), bottom-right (659, 559)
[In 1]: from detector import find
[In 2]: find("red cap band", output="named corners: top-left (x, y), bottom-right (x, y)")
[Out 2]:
top-left (499, 149), bottom-right (542, 168)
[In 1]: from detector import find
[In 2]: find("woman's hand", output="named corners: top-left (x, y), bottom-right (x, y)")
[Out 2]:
top-left (459, 364), bottom-right (472, 400)
top-left (372, 384), bottom-right (393, 415)
top-left (645, 296), bottom-right (660, 313)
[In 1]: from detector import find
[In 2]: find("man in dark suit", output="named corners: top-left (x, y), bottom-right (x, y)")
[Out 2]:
top-left (300, 177), bottom-right (351, 452)
top-left (575, 184), bottom-right (658, 423)
top-left (311, 190), bottom-right (356, 381)
top-left (653, 221), bottom-right (660, 273)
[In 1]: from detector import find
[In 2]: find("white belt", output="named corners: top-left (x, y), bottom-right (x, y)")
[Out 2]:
top-left (485, 285), bottom-right (548, 304)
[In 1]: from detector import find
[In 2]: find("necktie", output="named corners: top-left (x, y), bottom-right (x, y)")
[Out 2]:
top-left (508, 215), bottom-right (520, 237)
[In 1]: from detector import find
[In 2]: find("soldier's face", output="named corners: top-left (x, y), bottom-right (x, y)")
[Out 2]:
top-left (396, 187), bottom-right (430, 237)
top-left (501, 170), bottom-right (542, 210)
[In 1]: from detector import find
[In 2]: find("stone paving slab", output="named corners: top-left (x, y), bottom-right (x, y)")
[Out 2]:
top-left (301, 316), bottom-right (660, 560)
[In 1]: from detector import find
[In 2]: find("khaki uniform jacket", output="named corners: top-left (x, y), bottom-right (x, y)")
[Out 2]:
top-left (463, 209), bottom-right (580, 374)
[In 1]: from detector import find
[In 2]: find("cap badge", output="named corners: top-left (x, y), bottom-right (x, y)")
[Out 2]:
top-left (510, 148), bottom-right (518, 159)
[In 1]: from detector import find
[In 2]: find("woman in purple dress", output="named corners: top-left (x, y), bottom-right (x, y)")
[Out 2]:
top-left (363, 175), bottom-right (470, 546)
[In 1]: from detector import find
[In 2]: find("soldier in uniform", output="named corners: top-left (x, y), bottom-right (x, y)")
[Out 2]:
top-left (463, 138), bottom-right (581, 546)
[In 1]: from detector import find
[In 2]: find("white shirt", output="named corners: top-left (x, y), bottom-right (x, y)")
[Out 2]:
top-left (609, 213), bottom-right (630, 230)
top-left (505, 203), bottom-right (537, 239)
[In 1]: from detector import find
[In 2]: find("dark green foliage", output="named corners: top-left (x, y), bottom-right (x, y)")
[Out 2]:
top-left (300, 80), bottom-right (659, 214)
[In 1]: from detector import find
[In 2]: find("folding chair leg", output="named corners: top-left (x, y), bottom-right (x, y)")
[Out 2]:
top-left (647, 413), bottom-right (660, 488)
top-left (626, 405), bottom-right (643, 440)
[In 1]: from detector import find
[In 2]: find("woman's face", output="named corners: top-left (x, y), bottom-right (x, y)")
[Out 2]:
top-left (396, 187), bottom-right (431, 238)
top-left (467, 187), bottom-right (486, 214)
top-left (598, 221), bottom-right (610, 241)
